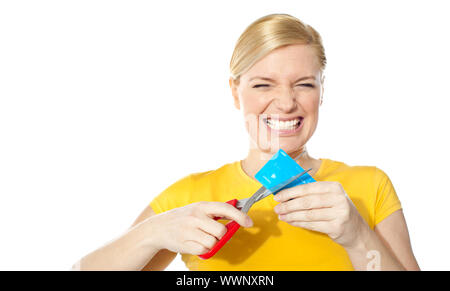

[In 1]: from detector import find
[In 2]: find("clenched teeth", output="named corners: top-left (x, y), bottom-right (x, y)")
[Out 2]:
top-left (265, 118), bottom-right (302, 130)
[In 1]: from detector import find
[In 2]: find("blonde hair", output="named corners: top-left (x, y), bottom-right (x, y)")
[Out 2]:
top-left (230, 13), bottom-right (326, 84)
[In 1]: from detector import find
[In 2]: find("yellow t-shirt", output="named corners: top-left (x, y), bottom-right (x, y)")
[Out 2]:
top-left (149, 158), bottom-right (402, 271)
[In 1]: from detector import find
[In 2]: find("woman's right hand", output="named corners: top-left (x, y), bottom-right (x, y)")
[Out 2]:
top-left (145, 201), bottom-right (253, 255)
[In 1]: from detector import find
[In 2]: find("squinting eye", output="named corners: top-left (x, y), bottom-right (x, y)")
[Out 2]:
top-left (298, 83), bottom-right (315, 88)
top-left (252, 84), bottom-right (269, 88)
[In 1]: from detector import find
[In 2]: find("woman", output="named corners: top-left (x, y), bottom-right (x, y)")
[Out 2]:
top-left (74, 13), bottom-right (419, 271)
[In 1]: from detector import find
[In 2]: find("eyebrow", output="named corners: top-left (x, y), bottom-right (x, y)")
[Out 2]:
top-left (249, 76), bottom-right (316, 83)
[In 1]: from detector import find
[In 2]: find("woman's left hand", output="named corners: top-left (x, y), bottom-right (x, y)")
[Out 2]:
top-left (273, 181), bottom-right (367, 248)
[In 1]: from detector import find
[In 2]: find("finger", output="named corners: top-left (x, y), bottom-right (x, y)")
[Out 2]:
top-left (187, 228), bottom-right (218, 250)
top-left (202, 202), bottom-right (253, 227)
top-left (278, 208), bottom-right (335, 222)
top-left (274, 181), bottom-right (341, 202)
top-left (196, 217), bottom-right (228, 239)
top-left (183, 241), bottom-right (210, 255)
top-left (289, 221), bottom-right (333, 234)
top-left (274, 193), bottom-right (338, 214)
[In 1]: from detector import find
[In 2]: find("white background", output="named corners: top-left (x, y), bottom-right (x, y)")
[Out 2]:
top-left (1, 0), bottom-right (449, 270)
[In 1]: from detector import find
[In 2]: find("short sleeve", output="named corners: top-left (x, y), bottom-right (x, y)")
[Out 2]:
top-left (149, 174), bottom-right (193, 215)
top-left (374, 168), bottom-right (402, 225)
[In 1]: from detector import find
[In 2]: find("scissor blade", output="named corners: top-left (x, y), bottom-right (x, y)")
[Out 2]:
top-left (239, 185), bottom-right (269, 213)
top-left (278, 167), bottom-right (313, 190)
top-left (254, 168), bottom-right (313, 203)
top-left (239, 168), bottom-right (313, 213)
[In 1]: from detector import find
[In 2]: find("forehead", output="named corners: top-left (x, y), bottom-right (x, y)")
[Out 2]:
top-left (242, 44), bottom-right (321, 82)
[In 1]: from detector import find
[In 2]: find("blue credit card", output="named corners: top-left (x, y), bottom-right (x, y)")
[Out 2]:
top-left (254, 149), bottom-right (316, 193)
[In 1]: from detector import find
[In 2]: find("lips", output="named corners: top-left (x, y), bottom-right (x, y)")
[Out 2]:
top-left (264, 116), bottom-right (304, 122)
top-left (263, 116), bottom-right (304, 133)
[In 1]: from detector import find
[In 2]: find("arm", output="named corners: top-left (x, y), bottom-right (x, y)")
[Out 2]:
top-left (132, 206), bottom-right (177, 271)
top-left (374, 209), bottom-right (419, 270)
top-left (274, 181), bottom-right (419, 271)
top-left (344, 209), bottom-right (419, 270)
top-left (72, 206), bottom-right (169, 271)
top-left (72, 202), bottom-right (253, 271)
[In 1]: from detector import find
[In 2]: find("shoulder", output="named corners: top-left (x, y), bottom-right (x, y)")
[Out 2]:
top-left (320, 158), bottom-right (379, 179)
top-left (150, 161), bottom-right (239, 213)
top-left (320, 158), bottom-right (391, 193)
top-left (321, 158), bottom-right (398, 227)
top-left (160, 161), bottom-right (237, 192)
top-left (189, 161), bottom-right (239, 185)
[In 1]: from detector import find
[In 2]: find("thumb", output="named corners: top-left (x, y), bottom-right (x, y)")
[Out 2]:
top-left (204, 202), bottom-right (253, 227)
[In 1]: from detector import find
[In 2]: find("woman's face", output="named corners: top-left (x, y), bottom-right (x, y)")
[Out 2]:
top-left (230, 44), bottom-right (324, 155)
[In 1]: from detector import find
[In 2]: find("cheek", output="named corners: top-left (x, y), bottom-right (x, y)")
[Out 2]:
top-left (238, 91), bottom-right (270, 138)
top-left (240, 91), bottom-right (269, 115)
top-left (301, 92), bottom-right (321, 113)
top-left (299, 95), bottom-right (320, 134)
top-left (303, 100), bottom-right (319, 113)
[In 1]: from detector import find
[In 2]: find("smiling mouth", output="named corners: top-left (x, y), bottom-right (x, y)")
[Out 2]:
top-left (263, 116), bottom-right (303, 131)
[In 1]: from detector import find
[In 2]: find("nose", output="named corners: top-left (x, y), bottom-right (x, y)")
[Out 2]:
top-left (273, 87), bottom-right (297, 112)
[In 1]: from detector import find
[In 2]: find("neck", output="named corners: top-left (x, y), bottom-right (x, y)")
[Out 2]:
top-left (240, 146), bottom-right (321, 182)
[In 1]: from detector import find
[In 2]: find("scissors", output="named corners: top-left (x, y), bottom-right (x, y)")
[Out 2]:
top-left (198, 167), bottom-right (312, 259)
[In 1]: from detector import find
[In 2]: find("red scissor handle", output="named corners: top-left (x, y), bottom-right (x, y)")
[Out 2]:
top-left (198, 199), bottom-right (241, 260)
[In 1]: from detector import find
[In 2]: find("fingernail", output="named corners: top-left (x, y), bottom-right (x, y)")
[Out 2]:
top-left (245, 217), bottom-right (253, 227)
top-left (274, 205), bottom-right (280, 213)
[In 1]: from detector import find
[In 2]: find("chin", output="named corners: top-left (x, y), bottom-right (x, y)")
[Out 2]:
top-left (279, 142), bottom-right (305, 154)
top-left (257, 139), bottom-right (305, 155)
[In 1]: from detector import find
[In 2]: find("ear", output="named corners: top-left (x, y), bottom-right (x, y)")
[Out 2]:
top-left (229, 77), bottom-right (240, 110)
